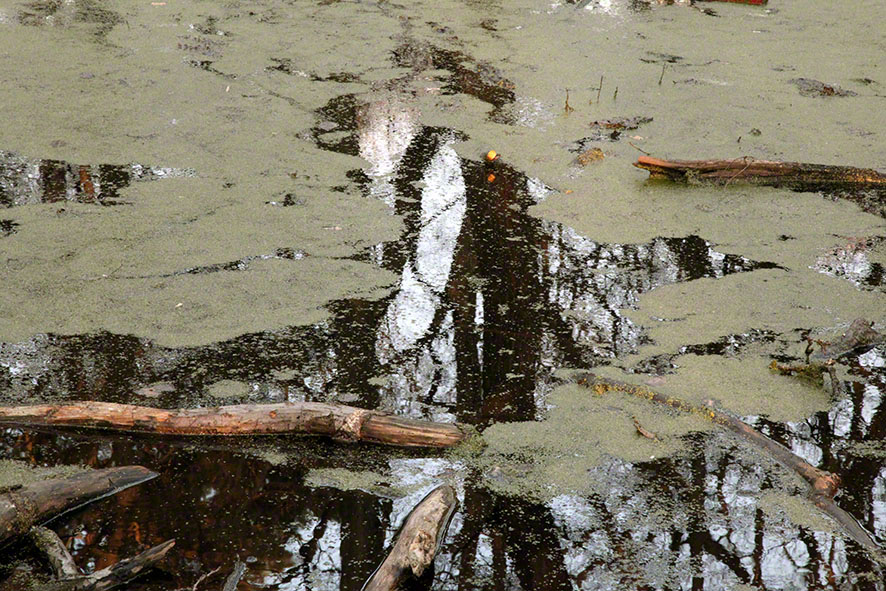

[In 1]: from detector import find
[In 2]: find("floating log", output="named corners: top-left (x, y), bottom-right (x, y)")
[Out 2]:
top-left (574, 373), bottom-right (885, 558)
top-left (42, 539), bottom-right (175, 591)
top-left (362, 484), bottom-right (458, 591)
top-left (634, 155), bottom-right (886, 188)
top-left (0, 401), bottom-right (468, 448)
top-left (0, 466), bottom-right (157, 547)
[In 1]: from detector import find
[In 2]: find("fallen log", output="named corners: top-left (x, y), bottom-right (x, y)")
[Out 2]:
top-left (634, 155), bottom-right (886, 189)
top-left (0, 466), bottom-right (157, 547)
top-left (0, 401), bottom-right (468, 448)
top-left (574, 373), bottom-right (885, 559)
top-left (41, 538), bottom-right (175, 591)
top-left (362, 484), bottom-right (458, 591)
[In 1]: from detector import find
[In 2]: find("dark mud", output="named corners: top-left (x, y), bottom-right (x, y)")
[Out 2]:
top-left (0, 0), bottom-right (885, 589)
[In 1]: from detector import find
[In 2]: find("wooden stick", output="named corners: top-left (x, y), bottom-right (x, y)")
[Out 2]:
top-left (0, 466), bottom-right (157, 547)
top-left (0, 400), bottom-right (468, 448)
top-left (574, 373), bottom-right (885, 558)
top-left (634, 155), bottom-right (886, 187)
top-left (29, 526), bottom-right (80, 578)
top-left (222, 560), bottom-right (246, 591)
top-left (362, 484), bottom-right (458, 591)
top-left (42, 539), bottom-right (175, 591)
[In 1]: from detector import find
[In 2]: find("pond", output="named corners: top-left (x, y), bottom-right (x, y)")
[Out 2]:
top-left (0, 0), bottom-right (884, 589)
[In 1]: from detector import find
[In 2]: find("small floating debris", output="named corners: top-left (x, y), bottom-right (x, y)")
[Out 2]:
top-left (632, 416), bottom-right (657, 440)
top-left (265, 192), bottom-right (306, 207)
top-left (575, 147), bottom-right (604, 167)
top-left (789, 78), bottom-right (857, 98)
top-left (580, 116), bottom-right (653, 141)
top-left (590, 116), bottom-right (653, 131)
top-left (136, 382), bottom-right (176, 399)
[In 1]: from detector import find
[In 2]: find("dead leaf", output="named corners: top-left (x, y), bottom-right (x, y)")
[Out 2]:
top-left (633, 416), bottom-right (657, 440)
top-left (576, 147), bottom-right (604, 166)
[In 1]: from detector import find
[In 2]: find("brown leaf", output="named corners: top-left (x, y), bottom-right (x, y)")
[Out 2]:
top-left (632, 416), bottom-right (657, 440)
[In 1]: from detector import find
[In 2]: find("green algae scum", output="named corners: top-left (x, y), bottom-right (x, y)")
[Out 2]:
top-left (0, 0), bottom-right (885, 589)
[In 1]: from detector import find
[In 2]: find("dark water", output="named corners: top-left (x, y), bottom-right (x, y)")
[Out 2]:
top-left (2, 22), bottom-right (886, 591)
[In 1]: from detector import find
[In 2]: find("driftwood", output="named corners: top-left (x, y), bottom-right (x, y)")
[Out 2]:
top-left (362, 484), bottom-right (458, 591)
top-left (0, 400), bottom-right (468, 448)
top-left (41, 539), bottom-right (175, 591)
top-left (575, 373), bottom-right (885, 559)
top-left (634, 155), bottom-right (886, 189)
top-left (0, 466), bottom-right (157, 547)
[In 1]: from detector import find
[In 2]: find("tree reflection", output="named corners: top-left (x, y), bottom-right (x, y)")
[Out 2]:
top-left (1, 37), bottom-right (885, 591)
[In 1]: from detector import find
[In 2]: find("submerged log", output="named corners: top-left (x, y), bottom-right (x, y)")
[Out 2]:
top-left (634, 155), bottom-right (886, 188)
top-left (0, 466), bottom-right (157, 547)
top-left (222, 560), bottom-right (247, 591)
top-left (363, 484), bottom-right (458, 591)
top-left (809, 317), bottom-right (886, 363)
top-left (574, 373), bottom-right (884, 558)
top-left (42, 539), bottom-right (175, 591)
top-left (0, 401), bottom-right (468, 448)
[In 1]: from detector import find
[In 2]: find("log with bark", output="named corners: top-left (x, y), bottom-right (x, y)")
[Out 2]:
top-left (634, 155), bottom-right (886, 189)
top-left (573, 373), bottom-right (886, 560)
top-left (0, 466), bottom-right (157, 547)
top-left (0, 400), bottom-right (469, 448)
top-left (362, 484), bottom-right (458, 591)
